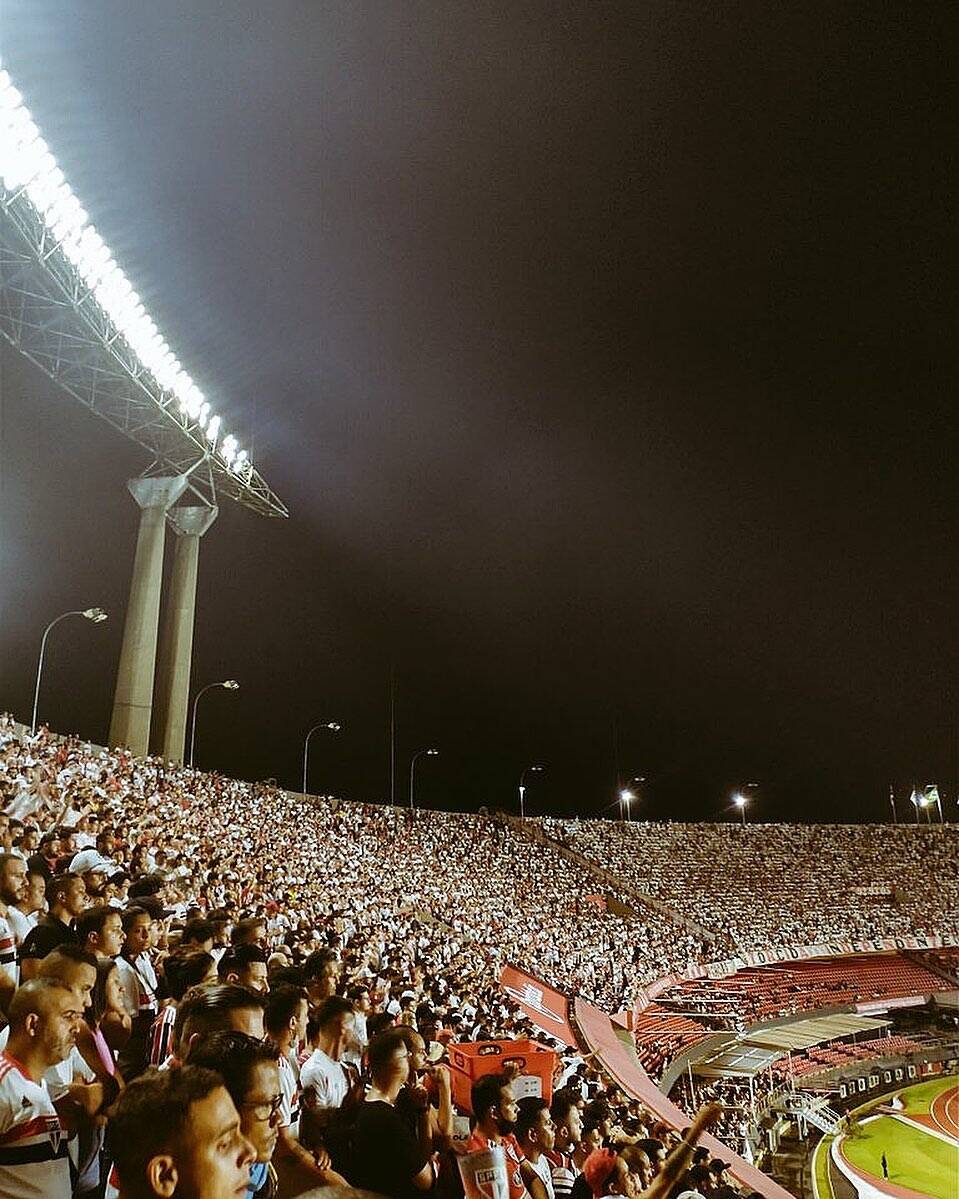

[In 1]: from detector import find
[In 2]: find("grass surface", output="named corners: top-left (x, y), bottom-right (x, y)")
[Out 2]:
top-left (841, 1112), bottom-right (958, 1199)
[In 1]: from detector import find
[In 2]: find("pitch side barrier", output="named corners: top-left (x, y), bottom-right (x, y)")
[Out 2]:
top-left (497, 964), bottom-right (792, 1198)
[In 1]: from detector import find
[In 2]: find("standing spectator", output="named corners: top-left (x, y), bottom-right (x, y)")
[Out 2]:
top-left (106, 1065), bottom-right (255, 1199)
top-left (548, 1087), bottom-right (584, 1199)
top-left (218, 945), bottom-right (269, 993)
top-left (19, 873), bottom-right (86, 981)
top-left (299, 995), bottom-right (355, 1149)
top-left (517, 1097), bottom-right (557, 1199)
top-left (0, 978), bottom-right (84, 1199)
top-left (468, 1072), bottom-right (549, 1199)
top-left (76, 904), bottom-right (125, 962)
top-left (0, 852), bottom-right (27, 1007)
top-left (115, 907), bottom-right (159, 1079)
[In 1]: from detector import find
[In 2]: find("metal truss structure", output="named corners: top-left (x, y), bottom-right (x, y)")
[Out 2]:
top-left (0, 186), bottom-right (288, 518)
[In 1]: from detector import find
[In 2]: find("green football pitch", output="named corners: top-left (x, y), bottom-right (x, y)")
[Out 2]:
top-left (813, 1075), bottom-right (959, 1199)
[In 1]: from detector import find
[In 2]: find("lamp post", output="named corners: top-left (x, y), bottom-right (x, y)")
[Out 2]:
top-left (518, 764), bottom-right (543, 819)
top-left (188, 679), bottom-right (239, 767)
top-left (32, 608), bottom-right (108, 734)
top-left (302, 721), bottom-right (342, 796)
top-left (409, 748), bottom-right (438, 809)
top-left (619, 776), bottom-right (645, 821)
top-left (732, 781), bottom-right (758, 826)
top-left (889, 785), bottom-right (897, 824)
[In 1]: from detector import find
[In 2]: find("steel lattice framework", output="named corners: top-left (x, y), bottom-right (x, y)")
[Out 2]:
top-left (0, 185), bottom-right (288, 518)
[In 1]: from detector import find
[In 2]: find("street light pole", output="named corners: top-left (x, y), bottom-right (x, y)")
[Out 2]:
top-left (409, 748), bottom-right (438, 809)
top-left (32, 608), bottom-right (108, 733)
top-left (302, 721), bottom-right (342, 795)
top-left (518, 764), bottom-right (543, 819)
top-left (188, 679), bottom-right (239, 767)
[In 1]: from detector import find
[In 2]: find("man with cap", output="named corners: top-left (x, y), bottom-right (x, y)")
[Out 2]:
top-left (68, 848), bottom-right (117, 902)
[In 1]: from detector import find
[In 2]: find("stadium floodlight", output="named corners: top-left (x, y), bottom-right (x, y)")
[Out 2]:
top-left (732, 792), bottom-right (748, 826)
top-left (0, 60), bottom-right (286, 517)
top-left (188, 679), bottom-right (240, 767)
top-left (32, 607), bottom-right (109, 733)
top-left (302, 721), bottom-right (343, 796)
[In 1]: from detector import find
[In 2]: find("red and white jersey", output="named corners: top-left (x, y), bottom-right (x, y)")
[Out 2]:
top-left (149, 1005), bottom-right (177, 1066)
top-left (278, 1051), bottom-right (301, 1138)
top-left (115, 953), bottom-right (158, 1019)
top-left (0, 1051), bottom-right (72, 1199)
top-left (0, 915), bottom-right (17, 988)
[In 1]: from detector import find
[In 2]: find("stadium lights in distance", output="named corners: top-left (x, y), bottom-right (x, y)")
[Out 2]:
top-left (0, 63), bottom-right (251, 479)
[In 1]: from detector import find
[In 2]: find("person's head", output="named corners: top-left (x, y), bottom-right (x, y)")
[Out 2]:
top-left (173, 983), bottom-right (267, 1060)
top-left (107, 1065), bottom-right (255, 1199)
top-left (471, 1071), bottom-right (518, 1136)
top-left (217, 945), bottom-right (269, 994)
top-left (76, 904), bottom-right (125, 959)
top-left (0, 852), bottom-right (28, 906)
top-left (397, 1025), bottom-right (427, 1074)
top-left (692, 1147), bottom-right (710, 1168)
top-left (96, 828), bottom-right (116, 857)
top-left (366, 1010), bottom-right (396, 1038)
top-left (122, 906), bottom-right (153, 956)
top-left (89, 957), bottom-right (126, 1028)
top-left (230, 917), bottom-right (266, 949)
top-left (264, 984), bottom-right (309, 1046)
top-left (22, 867), bottom-right (46, 914)
top-left (38, 944), bottom-right (98, 1011)
top-left (303, 948), bottom-right (340, 1003)
top-left (347, 983), bottom-right (372, 1013)
top-left (6, 977), bottom-right (83, 1069)
top-left (516, 1097), bottom-right (555, 1156)
top-left (47, 872), bottom-right (87, 918)
top-left (620, 1145), bottom-right (654, 1189)
top-left (366, 1027), bottom-right (412, 1089)
top-left (166, 952), bottom-right (218, 1001)
top-left (585, 1098), bottom-right (614, 1140)
top-left (187, 1032), bottom-right (283, 1164)
top-left (636, 1139), bottom-right (666, 1168)
top-left (584, 1149), bottom-right (637, 1199)
top-left (551, 1087), bottom-right (583, 1151)
top-left (181, 918), bottom-right (216, 954)
top-left (311, 995), bottom-right (354, 1060)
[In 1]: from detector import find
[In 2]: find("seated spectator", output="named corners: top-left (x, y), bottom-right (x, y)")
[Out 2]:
top-left (106, 1065), bottom-right (255, 1199)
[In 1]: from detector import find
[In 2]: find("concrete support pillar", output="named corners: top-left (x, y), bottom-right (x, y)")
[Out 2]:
top-left (109, 476), bottom-right (188, 754)
top-left (151, 505), bottom-right (218, 762)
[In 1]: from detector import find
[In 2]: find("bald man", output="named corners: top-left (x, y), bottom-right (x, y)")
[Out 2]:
top-left (0, 978), bottom-right (84, 1198)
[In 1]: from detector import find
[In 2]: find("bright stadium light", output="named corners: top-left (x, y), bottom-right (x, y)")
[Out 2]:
top-left (0, 62), bottom-right (253, 481)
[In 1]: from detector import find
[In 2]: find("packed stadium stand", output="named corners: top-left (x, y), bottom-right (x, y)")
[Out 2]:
top-left (1, 716), bottom-right (956, 1199)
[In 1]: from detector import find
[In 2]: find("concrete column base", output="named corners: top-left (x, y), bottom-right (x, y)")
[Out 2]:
top-left (109, 475), bottom-right (188, 755)
top-left (151, 505), bottom-right (218, 762)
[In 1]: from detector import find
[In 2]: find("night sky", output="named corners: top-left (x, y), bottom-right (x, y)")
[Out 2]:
top-left (1, 3), bottom-right (955, 823)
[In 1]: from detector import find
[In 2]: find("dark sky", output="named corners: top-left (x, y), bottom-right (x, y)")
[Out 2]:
top-left (1, 3), bottom-right (956, 822)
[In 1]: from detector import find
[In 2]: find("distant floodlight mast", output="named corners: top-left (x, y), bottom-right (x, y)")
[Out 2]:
top-left (518, 764), bottom-right (544, 819)
top-left (732, 781), bottom-right (758, 826)
top-left (188, 679), bottom-right (239, 767)
top-left (619, 776), bottom-right (645, 821)
top-left (31, 608), bottom-right (108, 733)
top-left (302, 721), bottom-right (342, 796)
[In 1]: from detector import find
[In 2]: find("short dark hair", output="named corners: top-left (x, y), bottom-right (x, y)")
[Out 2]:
top-left (230, 917), bottom-right (265, 946)
top-left (471, 1071), bottom-right (512, 1120)
top-left (174, 983), bottom-right (267, 1050)
top-left (186, 1031), bottom-right (279, 1105)
top-left (516, 1096), bottom-right (549, 1141)
top-left (45, 873), bottom-right (77, 905)
top-left (264, 984), bottom-right (309, 1034)
top-left (76, 904), bottom-right (120, 944)
top-left (40, 943), bottom-right (98, 973)
top-left (165, 951), bottom-right (216, 1001)
top-left (366, 1027), bottom-right (409, 1080)
top-left (551, 1087), bottom-right (581, 1126)
top-left (127, 875), bottom-right (164, 899)
top-left (121, 905), bottom-right (151, 933)
top-left (107, 1067), bottom-right (225, 1189)
top-left (181, 918), bottom-right (215, 946)
top-left (217, 944), bottom-right (268, 978)
top-left (312, 995), bottom-right (353, 1030)
top-left (346, 983), bottom-right (370, 1002)
top-left (302, 948), bottom-right (338, 980)
top-left (366, 1010), bottom-right (395, 1038)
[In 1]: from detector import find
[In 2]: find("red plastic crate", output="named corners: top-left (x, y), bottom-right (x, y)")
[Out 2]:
top-left (448, 1039), bottom-right (557, 1114)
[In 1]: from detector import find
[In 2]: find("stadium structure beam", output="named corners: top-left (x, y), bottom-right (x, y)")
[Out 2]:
top-left (0, 197), bottom-right (288, 518)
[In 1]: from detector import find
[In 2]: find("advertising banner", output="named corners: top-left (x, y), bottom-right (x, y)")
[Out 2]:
top-left (499, 964), bottom-right (577, 1047)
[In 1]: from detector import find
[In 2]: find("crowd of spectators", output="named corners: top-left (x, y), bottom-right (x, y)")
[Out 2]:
top-left (541, 818), bottom-right (959, 957)
top-left (0, 718), bottom-right (765, 1199)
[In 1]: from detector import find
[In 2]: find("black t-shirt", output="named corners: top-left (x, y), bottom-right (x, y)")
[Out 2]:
top-left (20, 913), bottom-right (78, 962)
top-left (349, 1099), bottom-right (428, 1199)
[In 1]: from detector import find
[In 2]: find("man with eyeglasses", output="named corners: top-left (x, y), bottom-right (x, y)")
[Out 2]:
top-left (186, 1030), bottom-right (283, 1199)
